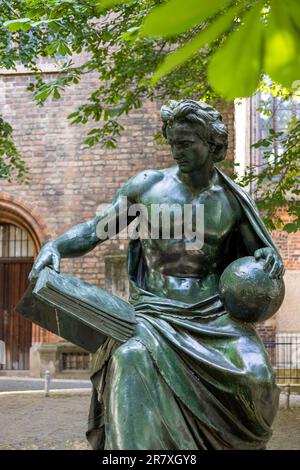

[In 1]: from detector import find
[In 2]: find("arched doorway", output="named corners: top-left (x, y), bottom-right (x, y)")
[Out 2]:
top-left (0, 222), bottom-right (36, 370)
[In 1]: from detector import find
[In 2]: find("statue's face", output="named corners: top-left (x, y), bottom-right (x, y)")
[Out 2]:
top-left (166, 121), bottom-right (211, 173)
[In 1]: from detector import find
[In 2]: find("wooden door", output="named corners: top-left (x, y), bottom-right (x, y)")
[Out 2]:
top-left (0, 259), bottom-right (33, 370)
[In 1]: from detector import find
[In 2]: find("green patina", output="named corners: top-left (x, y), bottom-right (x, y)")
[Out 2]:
top-left (29, 100), bottom-right (284, 450)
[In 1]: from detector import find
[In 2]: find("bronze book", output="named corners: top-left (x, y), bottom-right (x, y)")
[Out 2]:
top-left (15, 267), bottom-right (136, 353)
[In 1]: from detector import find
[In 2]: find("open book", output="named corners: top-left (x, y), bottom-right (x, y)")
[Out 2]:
top-left (15, 267), bottom-right (136, 353)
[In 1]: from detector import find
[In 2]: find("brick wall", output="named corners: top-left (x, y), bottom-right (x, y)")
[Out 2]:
top-left (256, 210), bottom-right (300, 341)
top-left (273, 231), bottom-right (300, 271)
top-left (0, 71), bottom-right (234, 343)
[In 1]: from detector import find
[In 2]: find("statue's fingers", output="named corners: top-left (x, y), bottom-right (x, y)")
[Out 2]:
top-left (254, 249), bottom-right (262, 260)
top-left (270, 257), bottom-right (280, 276)
top-left (32, 258), bottom-right (44, 274)
top-left (28, 268), bottom-right (37, 282)
top-left (31, 253), bottom-right (51, 276)
top-left (279, 264), bottom-right (285, 278)
top-left (263, 254), bottom-right (274, 271)
top-left (275, 264), bottom-right (282, 278)
top-left (269, 262), bottom-right (280, 279)
top-left (270, 257), bottom-right (284, 278)
top-left (276, 262), bottom-right (285, 278)
top-left (52, 253), bottom-right (61, 273)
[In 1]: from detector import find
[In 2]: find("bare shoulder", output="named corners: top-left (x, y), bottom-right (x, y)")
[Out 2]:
top-left (117, 168), bottom-right (164, 202)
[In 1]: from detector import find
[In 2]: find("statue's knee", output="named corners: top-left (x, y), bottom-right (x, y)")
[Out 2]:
top-left (112, 339), bottom-right (147, 368)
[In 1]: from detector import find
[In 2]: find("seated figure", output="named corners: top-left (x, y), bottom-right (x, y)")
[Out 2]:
top-left (30, 100), bottom-right (284, 450)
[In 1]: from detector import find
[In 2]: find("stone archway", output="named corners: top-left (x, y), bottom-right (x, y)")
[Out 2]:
top-left (0, 193), bottom-right (50, 252)
top-left (0, 195), bottom-right (49, 370)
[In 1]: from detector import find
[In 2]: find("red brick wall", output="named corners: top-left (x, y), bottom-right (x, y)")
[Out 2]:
top-left (0, 71), bottom-right (235, 343)
top-left (273, 231), bottom-right (300, 271)
top-left (256, 210), bottom-right (300, 340)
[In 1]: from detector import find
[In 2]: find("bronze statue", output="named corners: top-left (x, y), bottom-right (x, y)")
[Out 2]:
top-left (29, 100), bottom-right (284, 450)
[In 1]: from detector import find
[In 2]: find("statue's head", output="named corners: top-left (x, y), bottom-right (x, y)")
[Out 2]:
top-left (160, 100), bottom-right (228, 172)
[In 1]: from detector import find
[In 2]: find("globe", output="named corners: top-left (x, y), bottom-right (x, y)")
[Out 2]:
top-left (219, 256), bottom-right (285, 323)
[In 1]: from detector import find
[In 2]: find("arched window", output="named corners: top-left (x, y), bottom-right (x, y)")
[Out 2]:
top-left (0, 223), bottom-right (35, 258)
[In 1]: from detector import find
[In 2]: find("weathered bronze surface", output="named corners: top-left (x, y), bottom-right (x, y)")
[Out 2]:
top-left (16, 267), bottom-right (136, 352)
top-left (219, 256), bottom-right (284, 323)
top-left (28, 100), bottom-right (285, 450)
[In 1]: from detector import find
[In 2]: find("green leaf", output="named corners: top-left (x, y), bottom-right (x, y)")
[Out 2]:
top-left (97, 0), bottom-right (127, 5)
top-left (87, 129), bottom-right (100, 136)
top-left (45, 41), bottom-right (58, 55)
top-left (265, 0), bottom-right (300, 88)
top-left (45, 40), bottom-right (72, 56)
top-left (283, 222), bottom-right (299, 233)
top-left (141, 0), bottom-right (233, 38)
top-left (33, 88), bottom-right (52, 101)
top-left (119, 26), bottom-right (141, 42)
top-left (152, 3), bottom-right (244, 84)
top-left (3, 18), bottom-right (32, 32)
top-left (95, 0), bottom-right (131, 12)
top-left (58, 41), bottom-right (72, 56)
top-left (68, 112), bottom-right (79, 119)
top-left (53, 88), bottom-right (61, 99)
top-left (31, 18), bottom-right (64, 27)
top-left (288, 0), bottom-right (300, 30)
top-left (0, 115), bottom-right (29, 182)
top-left (208, 1), bottom-right (264, 99)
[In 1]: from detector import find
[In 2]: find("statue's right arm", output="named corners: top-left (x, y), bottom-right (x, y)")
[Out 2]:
top-left (29, 169), bottom-right (161, 282)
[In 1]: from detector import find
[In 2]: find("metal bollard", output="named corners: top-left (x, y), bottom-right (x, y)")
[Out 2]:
top-left (44, 370), bottom-right (51, 397)
top-left (285, 384), bottom-right (290, 410)
top-left (0, 340), bottom-right (5, 365)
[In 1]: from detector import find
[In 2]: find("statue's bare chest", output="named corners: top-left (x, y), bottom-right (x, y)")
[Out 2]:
top-left (139, 177), bottom-right (238, 244)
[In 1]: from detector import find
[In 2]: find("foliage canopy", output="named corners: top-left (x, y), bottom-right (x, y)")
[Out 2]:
top-left (0, 0), bottom-right (299, 232)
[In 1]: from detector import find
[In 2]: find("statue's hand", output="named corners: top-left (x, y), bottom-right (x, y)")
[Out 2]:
top-left (29, 242), bottom-right (61, 283)
top-left (254, 247), bottom-right (284, 279)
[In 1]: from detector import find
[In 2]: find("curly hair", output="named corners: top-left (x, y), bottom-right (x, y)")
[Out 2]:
top-left (160, 100), bottom-right (228, 162)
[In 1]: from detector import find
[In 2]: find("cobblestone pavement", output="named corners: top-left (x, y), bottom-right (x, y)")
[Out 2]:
top-left (0, 394), bottom-right (299, 450)
top-left (0, 394), bottom-right (91, 450)
top-left (0, 377), bottom-right (91, 392)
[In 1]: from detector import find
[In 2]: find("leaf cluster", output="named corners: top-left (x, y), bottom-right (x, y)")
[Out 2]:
top-left (0, 0), bottom-right (218, 149)
top-left (0, 116), bottom-right (30, 182)
top-left (0, 1), bottom-right (298, 234)
top-left (238, 116), bottom-right (300, 233)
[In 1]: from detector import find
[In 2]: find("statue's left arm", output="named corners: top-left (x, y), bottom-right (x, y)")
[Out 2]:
top-left (218, 168), bottom-right (285, 280)
top-left (239, 214), bottom-right (285, 279)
